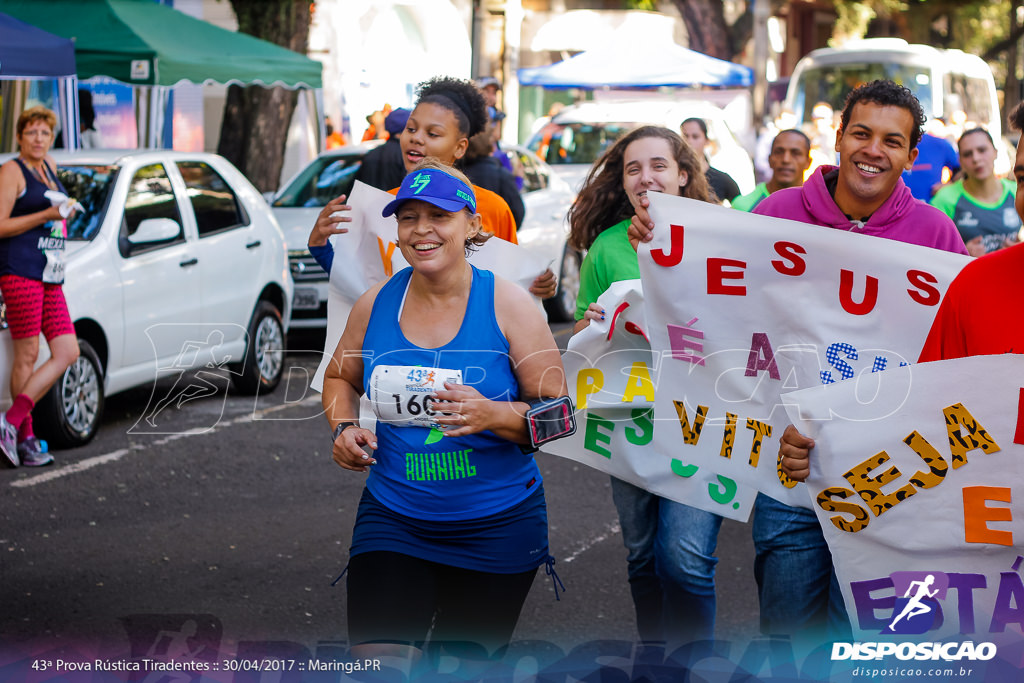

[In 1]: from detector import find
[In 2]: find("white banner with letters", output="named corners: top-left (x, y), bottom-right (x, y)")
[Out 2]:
top-left (312, 181), bottom-right (549, 390)
top-left (638, 193), bottom-right (970, 509)
top-left (782, 355), bottom-right (1024, 648)
top-left (545, 279), bottom-right (759, 521)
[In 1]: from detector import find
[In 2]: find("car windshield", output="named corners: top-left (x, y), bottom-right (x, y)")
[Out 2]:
top-left (527, 122), bottom-right (640, 167)
top-left (56, 164), bottom-right (119, 241)
top-left (796, 62), bottom-right (933, 124)
top-left (272, 153), bottom-right (363, 208)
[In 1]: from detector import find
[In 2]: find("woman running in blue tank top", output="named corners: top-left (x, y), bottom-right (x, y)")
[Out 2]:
top-left (321, 160), bottom-right (568, 675)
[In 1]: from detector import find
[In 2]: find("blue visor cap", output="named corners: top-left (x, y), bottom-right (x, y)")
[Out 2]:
top-left (382, 168), bottom-right (477, 217)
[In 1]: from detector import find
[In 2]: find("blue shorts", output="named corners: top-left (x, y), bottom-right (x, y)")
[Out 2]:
top-left (349, 485), bottom-right (549, 573)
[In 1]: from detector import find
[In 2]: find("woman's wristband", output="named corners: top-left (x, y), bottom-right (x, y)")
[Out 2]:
top-left (331, 421), bottom-right (359, 443)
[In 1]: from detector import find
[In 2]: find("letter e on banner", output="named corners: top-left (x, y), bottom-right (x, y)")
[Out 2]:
top-left (963, 486), bottom-right (1013, 546)
top-left (707, 258), bottom-right (747, 295)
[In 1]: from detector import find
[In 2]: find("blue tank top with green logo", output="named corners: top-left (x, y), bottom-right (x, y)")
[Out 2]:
top-left (361, 265), bottom-right (541, 521)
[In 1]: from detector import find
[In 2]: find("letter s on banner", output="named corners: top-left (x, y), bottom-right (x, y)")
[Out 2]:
top-left (771, 241), bottom-right (807, 276)
top-left (906, 269), bottom-right (940, 306)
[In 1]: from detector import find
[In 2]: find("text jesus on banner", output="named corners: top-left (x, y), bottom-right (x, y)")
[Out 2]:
top-left (638, 193), bottom-right (969, 508)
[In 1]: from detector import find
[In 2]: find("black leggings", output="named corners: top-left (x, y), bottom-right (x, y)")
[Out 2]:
top-left (346, 550), bottom-right (538, 656)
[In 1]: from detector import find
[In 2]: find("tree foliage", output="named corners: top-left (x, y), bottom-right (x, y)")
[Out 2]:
top-left (643, 1), bottom-right (1019, 120)
top-left (217, 0), bottom-right (312, 192)
top-left (834, 0), bottom-right (1020, 115)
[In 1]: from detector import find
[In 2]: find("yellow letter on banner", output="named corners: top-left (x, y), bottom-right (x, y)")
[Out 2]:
top-left (576, 369), bottom-right (604, 410)
top-left (943, 402), bottom-right (1001, 468)
top-left (622, 362), bottom-right (655, 404)
top-left (843, 451), bottom-right (917, 518)
top-left (816, 487), bottom-right (870, 533)
top-left (672, 401), bottom-right (708, 445)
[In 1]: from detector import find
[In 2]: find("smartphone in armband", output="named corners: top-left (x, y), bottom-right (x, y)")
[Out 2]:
top-left (526, 397), bottom-right (577, 450)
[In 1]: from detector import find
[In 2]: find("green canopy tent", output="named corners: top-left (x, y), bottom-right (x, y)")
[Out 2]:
top-left (0, 0), bottom-right (322, 146)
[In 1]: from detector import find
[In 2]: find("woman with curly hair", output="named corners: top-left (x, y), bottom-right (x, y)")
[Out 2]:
top-left (308, 75), bottom-right (555, 298)
top-left (569, 125), bottom-right (722, 647)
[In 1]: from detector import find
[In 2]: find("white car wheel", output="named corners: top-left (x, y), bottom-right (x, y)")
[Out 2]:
top-left (37, 339), bottom-right (105, 448)
top-left (231, 301), bottom-right (285, 395)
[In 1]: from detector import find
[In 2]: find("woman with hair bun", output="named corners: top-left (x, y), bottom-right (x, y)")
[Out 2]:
top-left (308, 76), bottom-right (555, 298)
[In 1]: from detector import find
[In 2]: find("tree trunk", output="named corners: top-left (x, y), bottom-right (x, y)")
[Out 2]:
top-left (1006, 0), bottom-right (1022, 120)
top-left (674, 0), bottom-right (733, 60)
top-left (217, 0), bottom-right (311, 193)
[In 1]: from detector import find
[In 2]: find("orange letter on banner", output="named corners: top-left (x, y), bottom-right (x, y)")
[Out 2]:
top-left (377, 237), bottom-right (396, 277)
top-left (963, 486), bottom-right (1013, 546)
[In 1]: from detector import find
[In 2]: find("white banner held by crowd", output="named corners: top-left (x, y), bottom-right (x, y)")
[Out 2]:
top-left (545, 279), bottom-right (758, 521)
top-left (638, 193), bottom-right (969, 508)
top-left (782, 355), bottom-right (1024, 649)
top-left (313, 180), bottom-right (549, 390)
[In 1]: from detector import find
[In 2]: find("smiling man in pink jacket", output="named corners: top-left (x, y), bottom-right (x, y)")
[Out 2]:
top-left (758, 80), bottom-right (967, 644)
top-left (628, 79), bottom-right (968, 647)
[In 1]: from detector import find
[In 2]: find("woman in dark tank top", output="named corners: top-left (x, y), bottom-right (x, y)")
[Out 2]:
top-left (0, 106), bottom-right (81, 468)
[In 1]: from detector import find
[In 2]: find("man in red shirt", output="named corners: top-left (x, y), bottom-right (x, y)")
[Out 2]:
top-left (916, 103), bottom-right (1024, 362)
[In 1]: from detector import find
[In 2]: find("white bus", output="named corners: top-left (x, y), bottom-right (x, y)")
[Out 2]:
top-left (784, 39), bottom-right (1008, 171)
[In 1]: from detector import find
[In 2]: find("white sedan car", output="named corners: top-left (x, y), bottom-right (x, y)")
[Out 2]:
top-left (0, 150), bottom-right (293, 448)
top-left (271, 144), bottom-right (580, 323)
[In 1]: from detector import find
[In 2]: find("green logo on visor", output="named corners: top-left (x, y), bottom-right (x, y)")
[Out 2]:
top-left (411, 173), bottom-right (431, 194)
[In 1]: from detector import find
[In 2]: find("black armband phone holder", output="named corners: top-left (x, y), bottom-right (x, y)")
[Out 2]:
top-left (525, 396), bottom-right (577, 452)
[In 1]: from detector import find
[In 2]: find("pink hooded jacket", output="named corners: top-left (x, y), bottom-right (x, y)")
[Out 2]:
top-left (753, 165), bottom-right (969, 255)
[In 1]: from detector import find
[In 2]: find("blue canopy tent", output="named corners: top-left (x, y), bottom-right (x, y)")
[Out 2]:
top-left (518, 40), bottom-right (753, 89)
top-left (0, 11), bottom-right (79, 149)
top-left (0, 11), bottom-right (76, 78)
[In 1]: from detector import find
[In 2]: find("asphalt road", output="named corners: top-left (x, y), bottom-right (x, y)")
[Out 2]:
top-left (0, 324), bottom-right (766, 679)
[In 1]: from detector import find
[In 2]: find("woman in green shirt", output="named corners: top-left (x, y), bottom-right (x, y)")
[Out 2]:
top-left (566, 125), bottom-right (721, 646)
top-left (931, 128), bottom-right (1021, 256)
top-left (569, 126), bottom-right (710, 328)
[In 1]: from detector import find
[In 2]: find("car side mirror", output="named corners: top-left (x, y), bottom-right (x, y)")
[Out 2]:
top-left (128, 217), bottom-right (180, 244)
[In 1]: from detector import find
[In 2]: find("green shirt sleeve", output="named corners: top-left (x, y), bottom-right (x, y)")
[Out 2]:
top-left (574, 219), bottom-right (640, 320)
top-left (576, 245), bottom-right (604, 321)
top-left (929, 181), bottom-right (962, 219)
top-left (731, 183), bottom-right (768, 213)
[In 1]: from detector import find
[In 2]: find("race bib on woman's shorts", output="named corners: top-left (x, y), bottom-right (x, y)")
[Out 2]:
top-left (39, 220), bottom-right (66, 284)
top-left (368, 365), bottom-right (462, 428)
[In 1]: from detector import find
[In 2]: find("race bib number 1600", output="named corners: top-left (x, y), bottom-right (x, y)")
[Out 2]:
top-left (368, 365), bottom-right (463, 429)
